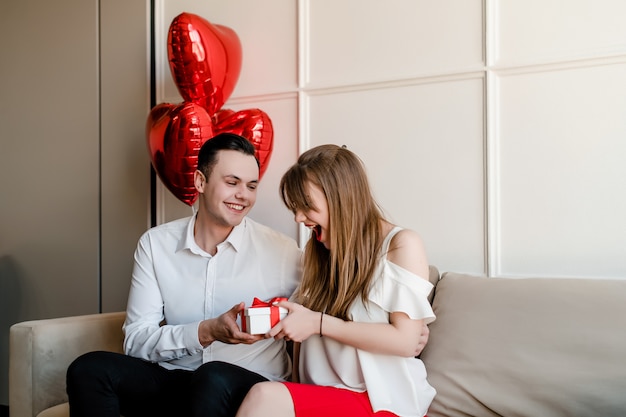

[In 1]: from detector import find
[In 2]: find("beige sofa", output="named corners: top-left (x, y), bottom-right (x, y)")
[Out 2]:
top-left (9, 271), bottom-right (626, 417)
top-left (9, 312), bottom-right (125, 417)
top-left (420, 272), bottom-right (626, 417)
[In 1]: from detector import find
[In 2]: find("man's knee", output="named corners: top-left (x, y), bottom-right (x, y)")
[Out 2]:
top-left (188, 362), bottom-right (265, 417)
top-left (67, 350), bottom-right (128, 394)
top-left (68, 351), bottom-right (112, 380)
top-left (192, 361), bottom-right (237, 389)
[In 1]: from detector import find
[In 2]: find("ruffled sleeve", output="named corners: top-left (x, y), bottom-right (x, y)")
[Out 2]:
top-left (354, 258), bottom-right (437, 416)
top-left (366, 260), bottom-right (436, 324)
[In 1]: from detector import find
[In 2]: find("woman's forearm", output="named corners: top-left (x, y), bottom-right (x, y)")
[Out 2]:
top-left (320, 312), bottom-right (423, 357)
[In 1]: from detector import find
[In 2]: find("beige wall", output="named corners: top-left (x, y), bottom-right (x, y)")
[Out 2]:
top-left (0, 0), bottom-right (150, 405)
top-left (157, 0), bottom-right (626, 279)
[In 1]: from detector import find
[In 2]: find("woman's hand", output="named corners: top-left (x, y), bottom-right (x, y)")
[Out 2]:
top-left (267, 300), bottom-right (320, 342)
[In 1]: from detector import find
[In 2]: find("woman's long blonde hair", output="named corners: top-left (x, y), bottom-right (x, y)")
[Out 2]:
top-left (280, 145), bottom-right (386, 321)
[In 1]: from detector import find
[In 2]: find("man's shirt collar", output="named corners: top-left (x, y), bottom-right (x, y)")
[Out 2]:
top-left (179, 215), bottom-right (247, 255)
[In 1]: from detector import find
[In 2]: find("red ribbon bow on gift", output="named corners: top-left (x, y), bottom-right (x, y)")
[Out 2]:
top-left (241, 297), bottom-right (288, 333)
top-left (251, 297), bottom-right (288, 307)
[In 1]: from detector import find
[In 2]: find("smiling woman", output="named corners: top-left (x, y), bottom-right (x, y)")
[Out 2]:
top-left (235, 144), bottom-right (435, 417)
top-left (292, 182), bottom-right (329, 248)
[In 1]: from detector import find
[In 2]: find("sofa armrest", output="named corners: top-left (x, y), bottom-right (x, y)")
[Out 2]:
top-left (9, 312), bottom-right (126, 417)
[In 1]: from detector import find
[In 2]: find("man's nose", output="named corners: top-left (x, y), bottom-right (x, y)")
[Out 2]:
top-left (235, 185), bottom-right (250, 199)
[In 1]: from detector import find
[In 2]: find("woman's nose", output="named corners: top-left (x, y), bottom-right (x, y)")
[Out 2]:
top-left (294, 209), bottom-right (306, 223)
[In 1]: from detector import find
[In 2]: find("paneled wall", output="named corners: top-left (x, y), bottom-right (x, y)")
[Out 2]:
top-left (488, 1), bottom-right (626, 278)
top-left (0, 0), bottom-right (150, 405)
top-left (155, 0), bottom-right (626, 279)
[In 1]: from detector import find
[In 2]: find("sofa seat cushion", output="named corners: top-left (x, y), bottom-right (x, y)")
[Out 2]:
top-left (37, 403), bottom-right (123, 417)
top-left (37, 403), bottom-right (68, 417)
top-left (421, 272), bottom-right (626, 417)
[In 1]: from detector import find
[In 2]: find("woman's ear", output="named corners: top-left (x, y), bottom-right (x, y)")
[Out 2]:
top-left (194, 170), bottom-right (206, 193)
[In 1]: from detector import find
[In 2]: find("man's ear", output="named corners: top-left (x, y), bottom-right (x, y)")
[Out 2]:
top-left (194, 170), bottom-right (205, 193)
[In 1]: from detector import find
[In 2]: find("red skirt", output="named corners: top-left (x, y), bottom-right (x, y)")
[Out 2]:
top-left (282, 382), bottom-right (400, 417)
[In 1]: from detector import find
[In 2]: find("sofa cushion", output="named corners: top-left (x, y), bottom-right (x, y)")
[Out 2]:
top-left (36, 403), bottom-right (123, 417)
top-left (427, 265), bottom-right (440, 303)
top-left (37, 403), bottom-right (68, 417)
top-left (421, 272), bottom-right (626, 417)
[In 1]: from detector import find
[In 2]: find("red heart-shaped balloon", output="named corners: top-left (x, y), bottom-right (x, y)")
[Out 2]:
top-left (168, 13), bottom-right (242, 116)
top-left (146, 102), bottom-right (214, 206)
top-left (213, 108), bottom-right (274, 178)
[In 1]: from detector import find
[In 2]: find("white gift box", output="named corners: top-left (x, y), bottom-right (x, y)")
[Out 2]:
top-left (242, 305), bottom-right (288, 335)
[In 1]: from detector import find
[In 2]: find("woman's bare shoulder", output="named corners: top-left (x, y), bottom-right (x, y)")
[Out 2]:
top-left (387, 228), bottom-right (429, 280)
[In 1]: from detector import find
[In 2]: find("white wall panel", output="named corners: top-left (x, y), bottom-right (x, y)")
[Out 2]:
top-left (304, 0), bottom-right (484, 87)
top-left (494, 0), bottom-right (626, 66)
top-left (247, 97), bottom-right (300, 238)
top-left (306, 78), bottom-right (485, 274)
top-left (157, 0), bottom-right (297, 100)
top-left (496, 62), bottom-right (626, 278)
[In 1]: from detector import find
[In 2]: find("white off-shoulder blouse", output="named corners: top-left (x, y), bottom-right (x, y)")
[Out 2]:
top-left (298, 227), bottom-right (436, 417)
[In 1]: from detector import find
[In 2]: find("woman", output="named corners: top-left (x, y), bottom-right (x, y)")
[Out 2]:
top-left (236, 144), bottom-right (436, 417)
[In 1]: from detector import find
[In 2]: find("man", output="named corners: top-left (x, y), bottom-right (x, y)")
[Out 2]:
top-left (67, 133), bottom-right (302, 417)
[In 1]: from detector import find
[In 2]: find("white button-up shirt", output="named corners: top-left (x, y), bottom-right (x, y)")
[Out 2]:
top-left (123, 215), bottom-right (302, 381)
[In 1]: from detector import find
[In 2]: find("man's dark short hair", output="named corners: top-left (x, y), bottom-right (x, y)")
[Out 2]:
top-left (197, 133), bottom-right (259, 179)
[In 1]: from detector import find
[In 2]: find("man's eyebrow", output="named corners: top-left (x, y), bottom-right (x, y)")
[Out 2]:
top-left (225, 174), bottom-right (258, 184)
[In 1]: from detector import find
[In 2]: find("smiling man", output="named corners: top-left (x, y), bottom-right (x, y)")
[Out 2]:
top-left (66, 133), bottom-right (302, 417)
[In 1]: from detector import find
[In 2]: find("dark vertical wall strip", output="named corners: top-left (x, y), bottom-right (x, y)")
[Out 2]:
top-left (150, 0), bottom-right (157, 228)
top-left (97, 0), bottom-right (103, 313)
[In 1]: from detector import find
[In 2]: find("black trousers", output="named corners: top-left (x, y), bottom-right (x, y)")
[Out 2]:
top-left (66, 351), bottom-right (268, 417)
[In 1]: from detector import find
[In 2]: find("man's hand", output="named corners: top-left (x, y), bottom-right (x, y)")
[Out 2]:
top-left (198, 302), bottom-right (264, 347)
top-left (415, 322), bottom-right (429, 356)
